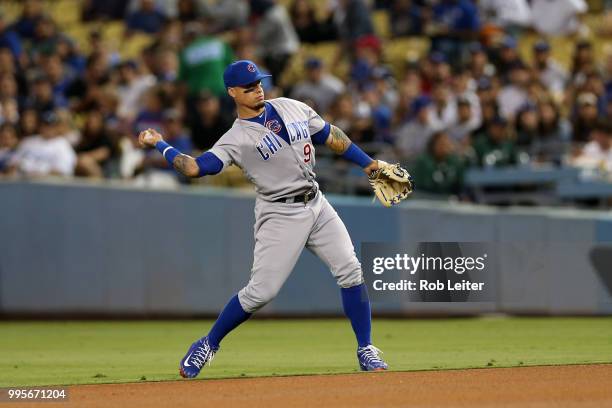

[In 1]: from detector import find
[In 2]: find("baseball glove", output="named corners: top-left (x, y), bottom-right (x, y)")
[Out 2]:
top-left (368, 161), bottom-right (414, 207)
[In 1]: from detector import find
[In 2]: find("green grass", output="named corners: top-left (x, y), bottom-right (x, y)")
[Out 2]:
top-left (1, 317), bottom-right (611, 386)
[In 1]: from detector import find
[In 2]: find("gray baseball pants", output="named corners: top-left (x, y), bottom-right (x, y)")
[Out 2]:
top-left (238, 192), bottom-right (363, 313)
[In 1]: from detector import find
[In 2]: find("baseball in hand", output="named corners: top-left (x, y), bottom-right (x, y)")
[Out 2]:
top-left (138, 128), bottom-right (162, 148)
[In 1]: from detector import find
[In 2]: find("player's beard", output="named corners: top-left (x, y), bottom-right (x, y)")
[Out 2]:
top-left (253, 101), bottom-right (265, 111)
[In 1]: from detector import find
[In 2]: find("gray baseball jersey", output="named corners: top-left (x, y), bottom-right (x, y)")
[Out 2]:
top-left (209, 97), bottom-right (323, 202)
top-left (209, 97), bottom-right (363, 313)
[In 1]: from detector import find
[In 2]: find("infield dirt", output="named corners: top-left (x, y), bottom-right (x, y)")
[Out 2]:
top-left (22, 364), bottom-right (612, 408)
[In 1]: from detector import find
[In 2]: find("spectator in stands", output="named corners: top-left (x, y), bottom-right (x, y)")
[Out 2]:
top-left (467, 42), bottom-right (495, 80)
top-left (452, 66), bottom-right (481, 124)
top-left (153, 48), bottom-right (179, 82)
top-left (349, 35), bottom-right (385, 86)
top-left (289, 0), bottom-right (337, 43)
top-left (478, 0), bottom-right (530, 32)
top-left (514, 103), bottom-right (539, 149)
top-left (530, 99), bottom-right (570, 163)
top-left (116, 60), bottom-right (156, 121)
top-left (42, 54), bottom-right (74, 104)
top-left (371, 66), bottom-right (399, 113)
top-left (572, 92), bottom-right (599, 143)
top-left (530, 0), bottom-right (587, 36)
top-left (497, 61), bottom-right (530, 121)
top-left (81, 0), bottom-right (128, 21)
top-left (531, 40), bottom-right (567, 99)
top-left (189, 91), bottom-right (233, 151)
top-left (361, 83), bottom-right (393, 142)
top-left (427, 52), bottom-right (452, 87)
top-left (200, 0), bottom-right (249, 32)
top-left (18, 108), bottom-right (39, 138)
top-left (11, 0), bottom-right (45, 41)
top-left (178, 22), bottom-right (234, 97)
top-left (473, 116), bottom-right (519, 167)
top-left (393, 68), bottom-right (421, 126)
top-left (412, 130), bottom-right (466, 195)
top-left (0, 13), bottom-right (22, 60)
top-left (389, 0), bottom-right (425, 37)
top-left (55, 36), bottom-right (86, 76)
top-left (0, 74), bottom-right (19, 125)
top-left (28, 75), bottom-right (67, 113)
top-left (0, 123), bottom-right (18, 173)
top-left (395, 95), bottom-right (442, 160)
top-left (291, 57), bottom-right (345, 113)
top-left (429, 81), bottom-right (457, 129)
top-left (334, 0), bottom-right (375, 44)
top-left (427, 0), bottom-right (480, 65)
top-left (150, 19), bottom-right (183, 52)
top-left (571, 40), bottom-right (595, 85)
top-left (133, 87), bottom-right (165, 134)
top-left (494, 36), bottom-right (523, 82)
top-left (326, 93), bottom-right (355, 137)
top-left (74, 110), bottom-right (115, 178)
top-left (0, 47), bottom-right (19, 82)
top-left (176, 0), bottom-right (201, 23)
top-left (87, 31), bottom-right (120, 68)
top-left (582, 72), bottom-right (608, 115)
top-left (604, 51), bottom-right (612, 99)
top-left (66, 53), bottom-right (111, 112)
top-left (250, 0), bottom-right (300, 83)
top-left (571, 120), bottom-right (612, 173)
top-left (30, 17), bottom-right (68, 60)
top-left (474, 97), bottom-right (499, 138)
top-left (448, 96), bottom-right (479, 149)
top-left (125, 0), bottom-right (167, 35)
top-left (8, 111), bottom-right (76, 177)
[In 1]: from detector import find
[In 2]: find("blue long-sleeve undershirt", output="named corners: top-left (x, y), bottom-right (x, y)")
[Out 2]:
top-left (195, 151), bottom-right (223, 176)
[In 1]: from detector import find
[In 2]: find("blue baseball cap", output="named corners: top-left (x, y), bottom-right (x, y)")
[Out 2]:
top-left (533, 40), bottom-right (550, 53)
top-left (223, 60), bottom-right (271, 88)
top-left (412, 95), bottom-right (432, 113)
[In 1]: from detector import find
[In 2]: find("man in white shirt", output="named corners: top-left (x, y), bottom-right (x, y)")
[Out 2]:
top-left (530, 0), bottom-right (588, 36)
top-left (571, 120), bottom-right (612, 174)
top-left (448, 96), bottom-right (480, 147)
top-left (479, 0), bottom-right (531, 29)
top-left (428, 82), bottom-right (457, 129)
top-left (9, 111), bottom-right (76, 177)
top-left (396, 95), bottom-right (442, 160)
top-left (290, 57), bottom-right (345, 113)
top-left (532, 40), bottom-right (567, 98)
top-left (117, 60), bottom-right (156, 121)
top-left (497, 61), bottom-right (530, 121)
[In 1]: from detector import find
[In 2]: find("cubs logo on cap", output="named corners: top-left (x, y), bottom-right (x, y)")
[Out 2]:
top-left (224, 60), bottom-right (272, 88)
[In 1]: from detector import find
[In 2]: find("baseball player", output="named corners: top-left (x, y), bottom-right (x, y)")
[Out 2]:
top-left (139, 60), bottom-right (412, 378)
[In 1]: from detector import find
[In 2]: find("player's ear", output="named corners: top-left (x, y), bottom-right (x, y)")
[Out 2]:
top-left (227, 87), bottom-right (236, 98)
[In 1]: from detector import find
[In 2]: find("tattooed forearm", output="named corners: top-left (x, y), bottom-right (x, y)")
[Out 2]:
top-left (173, 154), bottom-right (200, 177)
top-left (326, 125), bottom-right (352, 154)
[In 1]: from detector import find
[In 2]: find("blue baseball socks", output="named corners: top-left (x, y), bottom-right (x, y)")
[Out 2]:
top-left (208, 285), bottom-right (372, 349)
top-left (207, 294), bottom-right (251, 349)
top-left (341, 283), bottom-right (372, 347)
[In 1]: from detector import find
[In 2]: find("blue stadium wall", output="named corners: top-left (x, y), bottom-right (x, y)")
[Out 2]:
top-left (0, 180), bottom-right (611, 316)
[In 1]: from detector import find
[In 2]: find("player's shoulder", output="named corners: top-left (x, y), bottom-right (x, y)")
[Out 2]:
top-left (268, 97), bottom-right (313, 113)
top-left (215, 120), bottom-right (244, 141)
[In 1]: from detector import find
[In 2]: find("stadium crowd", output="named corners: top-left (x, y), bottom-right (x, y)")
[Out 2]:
top-left (0, 0), bottom-right (610, 199)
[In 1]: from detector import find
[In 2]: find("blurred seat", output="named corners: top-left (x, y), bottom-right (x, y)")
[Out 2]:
top-left (372, 10), bottom-right (390, 39)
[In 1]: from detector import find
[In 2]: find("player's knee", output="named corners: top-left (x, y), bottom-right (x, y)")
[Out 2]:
top-left (335, 259), bottom-right (363, 288)
top-left (238, 281), bottom-right (282, 313)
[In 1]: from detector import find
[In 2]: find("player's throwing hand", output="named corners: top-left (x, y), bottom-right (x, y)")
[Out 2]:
top-left (138, 128), bottom-right (163, 148)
